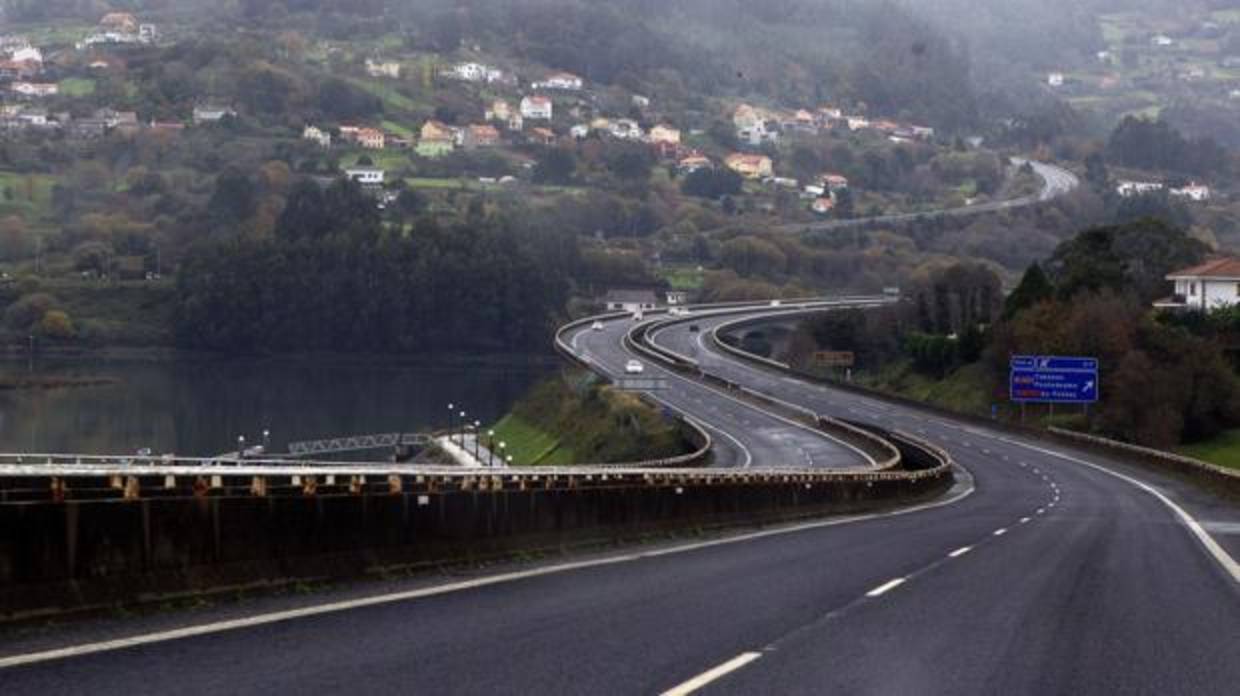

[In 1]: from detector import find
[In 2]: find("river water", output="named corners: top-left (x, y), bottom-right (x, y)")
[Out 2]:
top-left (0, 356), bottom-right (556, 457)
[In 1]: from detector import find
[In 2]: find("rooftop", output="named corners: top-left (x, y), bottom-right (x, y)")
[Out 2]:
top-left (1167, 258), bottom-right (1240, 279)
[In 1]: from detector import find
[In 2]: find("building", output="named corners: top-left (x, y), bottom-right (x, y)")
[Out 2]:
top-left (1151, 34), bottom-right (1174, 47)
top-left (193, 105), bottom-right (236, 125)
top-left (303, 125), bottom-right (332, 148)
top-left (608, 119), bottom-right (643, 140)
top-left (649, 124), bottom-right (681, 145)
top-left (1047, 72), bottom-right (1065, 87)
top-left (462, 124), bottom-right (500, 149)
top-left (450, 62), bottom-right (488, 82)
top-left (725, 153), bottom-right (773, 179)
top-left (365, 58), bottom-right (401, 79)
top-left (820, 173), bottom-right (849, 191)
top-left (520, 95), bottom-right (553, 120)
top-left (811, 197), bottom-right (836, 215)
top-left (1156, 258), bottom-right (1240, 311)
top-left (677, 154), bottom-right (713, 174)
top-left (8, 46), bottom-right (41, 64)
top-left (417, 121), bottom-right (456, 157)
top-left (533, 72), bottom-right (583, 90)
top-left (485, 99), bottom-right (511, 122)
top-left (356, 127), bottom-right (385, 150)
top-left (1115, 180), bottom-right (1163, 198)
top-left (1170, 182), bottom-right (1211, 202)
top-left (10, 82), bottom-right (57, 97)
top-left (570, 123), bottom-right (590, 139)
top-left (345, 166), bottom-right (385, 186)
top-left (632, 95), bottom-right (650, 108)
top-left (603, 289), bottom-right (659, 313)
top-left (528, 127), bottom-right (556, 146)
top-left (507, 112), bottom-right (524, 132)
top-left (100, 12), bottom-right (138, 33)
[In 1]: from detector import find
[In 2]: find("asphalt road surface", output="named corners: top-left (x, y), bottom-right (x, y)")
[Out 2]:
top-left (2, 305), bottom-right (1238, 695)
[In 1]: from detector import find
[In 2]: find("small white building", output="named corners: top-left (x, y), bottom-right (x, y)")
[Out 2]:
top-left (303, 125), bottom-right (332, 148)
top-left (1047, 72), bottom-right (1065, 87)
top-left (603, 289), bottom-right (659, 313)
top-left (533, 72), bottom-right (583, 90)
top-left (365, 58), bottom-right (401, 79)
top-left (1115, 180), bottom-right (1163, 198)
top-left (1151, 34), bottom-right (1174, 47)
top-left (193, 105), bottom-right (235, 125)
top-left (1170, 182), bottom-right (1211, 202)
top-left (1157, 259), bottom-right (1240, 311)
top-left (570, 123), bottom-right (590, 139)
top-left (345, 166), bottom-right (385, 186)
top-left (520, 95), bottom-right (553, 120)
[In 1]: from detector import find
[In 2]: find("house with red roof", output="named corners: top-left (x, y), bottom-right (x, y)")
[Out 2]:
top-left (1157, 258), bottom-right (1240, 311)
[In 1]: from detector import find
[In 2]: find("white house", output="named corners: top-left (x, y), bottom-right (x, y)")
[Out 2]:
top-left (1157, 258), bottom-right (1240, 311)
top-left (193, 105), bottom-right (236, 124)
top-left (345, 166), bottom-right (385, 186)
top-left (1115, 180), bottom-right (1163, 197)
top-left (365, 58), bottom-right (401, 79)
top-left (570, 123), bottom-right (590, 139)
top-left (450, 62), bottom-right (488, 82)
top-left (520, 95), bottom-right (553, 120)
top-left (303, 125), bottom-right (331, 147)
top-left (1047, 72), bottom-right (1065, 87)
top-left (533, 72), bottom-right (583, 90)
top-left (608, 119), bottom-right (643, 140)
top-left (10, 82), bottom-right (57, 97)
top-left (9, 46), bottom-right (41, 64)
top-left (1170, 182), bottom-right (1211, 202)
top-left (1151, 34), bottom-right (1174, 47)
top-left (603, 289), bottom-right (659, 313)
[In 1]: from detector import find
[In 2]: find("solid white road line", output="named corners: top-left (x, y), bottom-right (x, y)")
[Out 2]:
top-left (865, 578), bottom-right (906, 597)
top-left (660, 652), bottom-right (763, 696)
top-left (948, 546), bottom-right (972, 558)
top-left (993, 437), bottom-right (1240, 585)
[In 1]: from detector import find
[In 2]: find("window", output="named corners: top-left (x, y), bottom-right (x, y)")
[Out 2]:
top-left (1190, 282), bottom-right (1197, 296)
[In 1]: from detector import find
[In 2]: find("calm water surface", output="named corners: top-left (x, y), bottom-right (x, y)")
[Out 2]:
top-left (0, 356), bottom-right (556, 457)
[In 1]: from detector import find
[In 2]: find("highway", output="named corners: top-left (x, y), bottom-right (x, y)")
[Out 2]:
top-left (2, 304), bottom-right (1239, 695)
top-left (775, 159), bottom-right (1080, 233)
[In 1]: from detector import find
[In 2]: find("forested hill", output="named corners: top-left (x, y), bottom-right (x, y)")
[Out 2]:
top-left (1, 0), bottom-right (983, 132)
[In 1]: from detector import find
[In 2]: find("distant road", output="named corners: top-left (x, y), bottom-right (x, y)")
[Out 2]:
top-left (775, 159), bottom-right (1080, 233)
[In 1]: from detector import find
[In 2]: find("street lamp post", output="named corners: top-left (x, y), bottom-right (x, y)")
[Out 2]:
top-left (458, 410), bottom-right (467, 446)
top-left (237, 435), bottom-right (246, 462)
top-left (262, 429), bottom-right (271, 455)
top-left (486, 430), bottom-right (495, 467)
top-left (447, 403), bottom-right (455, 438)
top-left (472, 420), bottom-right (481, 461)
top-left (505, 455), bottom-right (513, 467)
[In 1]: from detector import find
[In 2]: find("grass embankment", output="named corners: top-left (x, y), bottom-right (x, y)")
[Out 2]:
top-left (1179, 430), bottom-right (1240, 471)
top-left (491, 370), bottom-right (693, 466)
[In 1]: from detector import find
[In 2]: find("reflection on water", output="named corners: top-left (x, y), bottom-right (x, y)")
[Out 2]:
top-left (0, 356), bottom-right (555, 457)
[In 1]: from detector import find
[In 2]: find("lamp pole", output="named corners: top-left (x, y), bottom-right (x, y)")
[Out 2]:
top-left (262, 429), bottom-right (270, 455)
top-left (472, 420), bottom-right (481, 461)
top-left (487, 430), bottom-right (495, 467)
top-left (237, 435), bottom-right (246, 461)
top-left (447, 403), bottom-right (455, 437)
top-left (458, 410), bottom-right (467, 445)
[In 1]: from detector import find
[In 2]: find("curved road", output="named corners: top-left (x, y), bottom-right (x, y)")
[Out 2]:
top-left (776, 159), bottom-right (1079, 233)
top-left (2, 303), bottom-right (1238, 695)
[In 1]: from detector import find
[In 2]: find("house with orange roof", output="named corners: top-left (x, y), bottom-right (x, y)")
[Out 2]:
top-left (1156, 258), bottom-right (1240, 311)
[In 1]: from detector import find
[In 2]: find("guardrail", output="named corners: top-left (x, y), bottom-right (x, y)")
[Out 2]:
top-left (706, 309), bottom-right (1240, 499)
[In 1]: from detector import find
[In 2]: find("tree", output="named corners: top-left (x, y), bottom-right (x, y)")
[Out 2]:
top-left (207, 168), bottom-right (258, 230)
top-left (1084, 152), bottom-right (1109, 193)
top-left (1002, 263), bottom-right (1054, 320)
top-left (533, 148), bottom-right (577, 185)
top-left (38, 310), bottom-right (74, 340)
top-left (680, 168), bottom-right (742, 200)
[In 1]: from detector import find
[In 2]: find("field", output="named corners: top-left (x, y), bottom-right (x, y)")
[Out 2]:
top-left (662, 266), bottom-right (706, 291)
top-left (0, 172), bottom-right (57, 221)
top-left (1178, 430), bottom-right (1240, 471)
top-left (491, 413), bottom-right (571, 466)
top-left (58, 78), bottom-right (96, 97)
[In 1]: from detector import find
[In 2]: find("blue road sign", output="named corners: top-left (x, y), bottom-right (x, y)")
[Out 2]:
top-left (1010, 355), bottom-right (1099, 404)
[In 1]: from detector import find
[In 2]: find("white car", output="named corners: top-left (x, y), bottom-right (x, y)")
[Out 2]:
top-left (769, 299), bottom-right (782, 307)
top-left (625, 359), bottom-right (645, 374)
top-left (591, 321), bottom-right (605, 331)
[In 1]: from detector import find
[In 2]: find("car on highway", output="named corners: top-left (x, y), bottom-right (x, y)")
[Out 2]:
top-left (769, 299), bottom-right (782, 307)
top-left (591, 321), bottom-right (604, 331)
top-left (624, 359), bottom-right (644, 374)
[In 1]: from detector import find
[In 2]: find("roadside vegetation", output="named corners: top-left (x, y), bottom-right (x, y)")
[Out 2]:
top-left (492, 370), bottom-right (694, 466)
